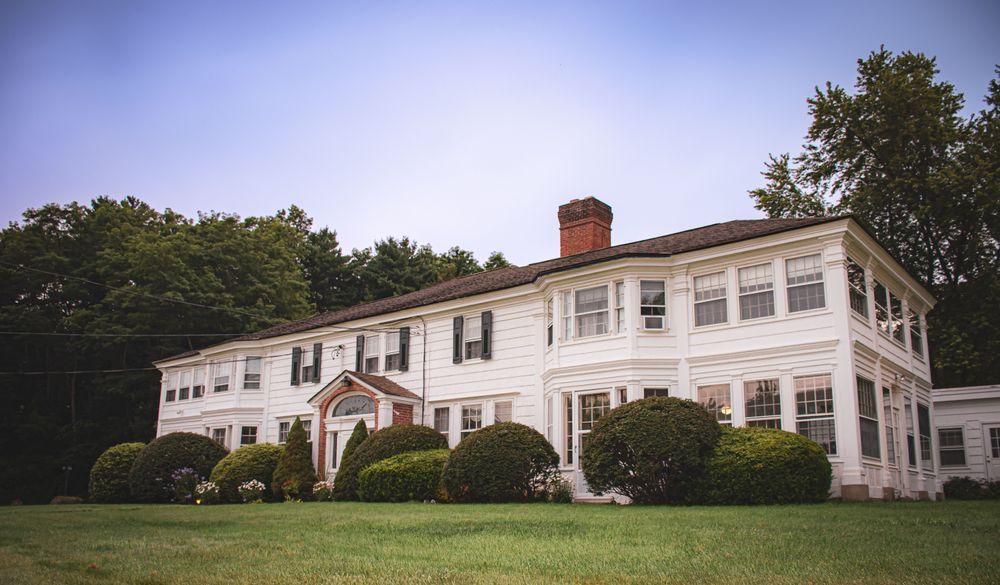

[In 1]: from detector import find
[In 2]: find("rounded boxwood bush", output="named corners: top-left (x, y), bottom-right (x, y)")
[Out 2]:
top-left (698, 426), bottom-right (832, 505)
top-left (88, 442), bottom-right (145, 503)
top-left (443, 422), bottom-right (559, 503)
top-left (333, 424), bottom-right (447, 501)
top-left (128, 432), bottom-right (228, 503)
top-left (209, 443), bottom-right (283, 503)
top-left (582, 397), bottom-right (721, 504)
top-left (358, 449), bottom-right (450, 502)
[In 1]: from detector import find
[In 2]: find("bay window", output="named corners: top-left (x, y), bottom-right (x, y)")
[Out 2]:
top-left (240, 426), bottom-right (257, 445)
top-left (693, 271), bottom-right (727, 326)
top-left (738, 263), bottom-right (775, 320)
top-left (847, 258), bottom-right (868, 317)
top-left (785, 254), bottom-right (825, 312)
top-left (794, 374), bottom-right (836, 455)
top-left (178, 371), bottom-right (191, 400)
top-left (164, 373), bottom-right (177, 402)
top-left (563, 393), bottom-right (573, 465)
top-left (213, 362), bottom-right (231, 393)
top-left (874, 281), bottom-right (890, 334)
top-left (192, 369), bottom-right (205, 398)
top-left (243, 357), bottom-right (261, 390)
top-left (857, 376), bottom-right (880, 459)
top-left (574, 286), bottom-right (609, 337)
top-left (546, 298), bottom-right (554, 347)
top-left (211, 427), bottom-right (227, 446)
top-left (561, 292), bottom-right (572, 341)
top-left (890, 293), bottom-right (905, 344)
top-left (614, 282), bottom-right (626, 332)
top-left (744, 379), bottom-right (781, 428)
top-left (698, 384), bottom-right (732, 425)
top-left (640, 280), bottom-right (666, 329)
top-left (909, 311), bottom-right (924, 357)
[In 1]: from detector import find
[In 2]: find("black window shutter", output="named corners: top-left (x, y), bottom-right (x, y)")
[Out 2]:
top-left (312, 342), bottom-right (322, 382)
top-left (399, 327), bottom-right (410, 371)
top-left (453, 316), bottom-right (464, 364)
top-left (355, 335), bottom-right (365, 372)
top-left (290, 347), bottom-right (301, 386)
top-left (481, 310), bottom-right (493, 359)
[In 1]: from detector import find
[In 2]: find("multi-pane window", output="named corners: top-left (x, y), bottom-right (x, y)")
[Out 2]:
top-left (738, 263), bottom-right (775, 320)
top-left (561, 292), bottom-right (572, 341)
top-left (178, 371), bottom-right (191, 400)
top-left (990, 428), bottom-right (1000, 459)
top-left (744, 379), bottom-right (781, 428)
top-left (904, 398), bottom-right (916, 468)
top-left (794, 374), bottom-right (836, 455)
top-left (300, 346), bottom-right (314, 382)
top-left (698, 384), bottom-right (732, 425)
top-left (364, 335), bottom-right (379, 373)
top-left (909, 311), bottom-right (923, 358)
top-left (575, 286), bottom-right (609, 337)
top-left (563, 393), bottom-right (573, 465)
top-left (464, 316), bottom-right (483, 359)
top-left (434, 407), bottom-right (450, 437)
top-left (786, 254), bottom-right (825, 312)
top-left (614, 282), bottom-right (626, 332)
top-left (857, 376), bottom-right (880, 459)
top-left (693, 272), bottom-right (727, 326)
top-left (243, 357), bottom-right (261, 390)
top-left (617, 387), bottom-right (628, 404)
top-left (240, 426), bottom-right (257, 445)
top-left (211, 427), bottom-right (227, 446)
top-left (579, 393), bottom-right (611, 431)
top-left (937, 428), bottom-right (966, 466)
top-left (883, 388), bottom-right (897, 466)
top-left (494, 401), bottom-right (512, 424)
top-left (385, 331), bottom-right (401, 371)
top-left (847, 258), bottom-right (868, 317)
top-left (918, 403), bottom-right (932, 471)
top-left (643, 387), bottom-right (669, 399)
top-left (874, 281), bottom-right (890, 334)
top-left (164, 373), bottom-right (177, 402)
top-left (546, 299), bottom-right (554, 347)
top-left (213, 362), bottom-right (231, 393)
top-left (890, 293), bottom-right (905, 344)
top-left (460, 404), bottom-right (482, 440)
top-left (192, 369), bottom-right (205, 398)
top-left (278, 419), bottom-right (311, 443)
top-left (545, 396), bottom-right (554, 443)
top-left (640, 280), bottom-right (666, 329)
top-left (331, 395), bottom-right (374, 417)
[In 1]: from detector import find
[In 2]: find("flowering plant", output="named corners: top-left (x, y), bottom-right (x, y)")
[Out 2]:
top-left (238, 479), bottom-right (267, 503)
top-left (171, 468), bottom-right (200, 504)
top-left (194, 481), bottom-right (220, 505)
top-left (312, 480), bottom-right (335, 502)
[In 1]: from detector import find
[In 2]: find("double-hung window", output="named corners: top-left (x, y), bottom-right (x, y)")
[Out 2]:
top-left (178, 371), bottom-right (191, 400)
top-left (574, 286), bottom-right (609, 337)
top-left (434, 407), bottom-right (450, 438)
top-left (364, 335), bottom-right (379, 373)
top-left (563, 393), bottom-right (573, 465)
top-left (278, 419), bottom-right (311, 443)
top-left (794, 374), bottom-right (836, 455)
top-left (494, 400), bottom-right (512, 424)
top-left (546, 299), bottom-right (554, 347)
top-left (938, 428), bottom-right (966, 466)
top-left (385, 331), bottom-right (401, 371)
top-left (874, 281), bottom-right (890, 334)
top-left (738, 263), bottom-right (775, 320)
top-left (883, 388), bottom-right (897, 466)
top-left (890, 293), bottom-right (905, 344)
top-left (640, 280), bottom-right (666, 329)
top-left (192, 369), bottom-right (205, 398)
top-left (857, 376), bottom-right (880, 459)
top-left (847, 258), bottom-right (868, 317)
top-left (213, 362), bottom-right (231, 393)
top-left (240, 426), bottom-right (257, 445)
top-left (243, 357), bottom-right (261, 390)
top-left (464, 316), bottom-right (483, 359)
top-left (300, 346), bottom-right (315, 382)
top-left (460, 404), bottom-right (483, 440)
top-left (211, 427), bottom-right (227, 446)
top-left (545, 396), bottom-right (554, 442)
top-left (786, 254), bottom-right (825, 312)
top-left (904, 398), bottom-right (916, 468)
top-left (164, 373), bottom-right (177, 402)
top-left (614, 282), bottom-right (626, 332)
top-left (909, 311), bottom-right (923, 358)
top-left (744, 379), bottom-right (781, 428)
top-left (561, 292), bottom-right (572, 341)
top-left (918, 403), bottom-right (933, 470)
top-left (579, 393), bottom-right (611, 430)
top-left (698, 384), bottom-right (732, 425)
top-left (693, 272), bottom-right (727, 326)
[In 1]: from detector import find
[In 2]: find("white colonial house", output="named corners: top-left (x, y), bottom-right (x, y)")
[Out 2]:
top-left (153, 197), bottom-right (939, 501)
top-left (932, 385), bottom-right (1000, 483)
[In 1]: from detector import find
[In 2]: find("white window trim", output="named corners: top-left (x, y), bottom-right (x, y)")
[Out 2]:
top-left (847, 257), bottom-right (868, 318)
top-left (459, 402), bottom-right (484, 440)
top-left (212, 361), bottom-right (233, 393)
top-left (697, 383), bottom-right (733, 425)
top-left (639, 279), bottom-right (667, 331)
top-left (573, 284), bottom-right (611, 339)
top-left (937, 426), bottom-right (967, 468)
top-left (692, 270), bottom-right (729, 328)
top-left (192, 368), bottom-right (206, 399)
top-left (242, 356), bottom-right (262, 391)
top-left (743, 378), bottom-right (782, 428)
top-left (784, 253), bottom-right (827, 314)
top-left (384, 331), bottom-right (401, 371)
top-left (793, 374), bottom-right (837, 456)
top-left (463, 315), bottom-right (484, 361)
top-left (736, 262), bottom-right (776, 322)
top-left (277, 417), bottom-right (312, 444)
top-left (545, 297), bottom-right (554, 348)
top-left (364, 335), bottom-right (380, 373)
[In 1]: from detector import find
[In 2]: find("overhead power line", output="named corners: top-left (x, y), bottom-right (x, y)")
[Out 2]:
top-left (0, 367), bottom-right (159, 376)
top-left (0, 331), bottom-right (248, 338)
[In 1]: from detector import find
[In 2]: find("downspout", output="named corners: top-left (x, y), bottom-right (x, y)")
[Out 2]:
top-left (419, 316), bottom-right (428, 424)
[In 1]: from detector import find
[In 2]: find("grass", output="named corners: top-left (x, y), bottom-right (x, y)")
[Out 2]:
top-left (0, 501), bottom-right (998, 584)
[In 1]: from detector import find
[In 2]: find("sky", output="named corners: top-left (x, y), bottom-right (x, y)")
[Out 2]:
top-left (1, 1), bottom-right (997, 265)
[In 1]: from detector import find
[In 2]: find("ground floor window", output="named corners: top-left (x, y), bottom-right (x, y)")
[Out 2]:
top-left (460, 404), bottom-right (482, 440)
top-left (434, 407), bottom-right (450, 438)
top-left (330, 433), bottom-right (339, 469)
top-left (883, 388), bottom-right (897, 466)
top-left (563, 394), bottom-right (573, 465)
top-left (211, 427), bottom-right (227, 447)
top-left (579, 393), bottom-right (611, 430)
top-left (617, 387), bottom-right (628, 404)
top-left (918, 403), bottom-right (933, 471)
top-left (904, 398), bottom-right (916, 468)
top-left (937, 427), bottom-right (966, 467)
top-left (278, 419), bottom-right (312, 443)
top-left (240, 426), bottom-right (257, 445)
top-left (494, 401), bottom-right (512, 424)
top-left (744, 379), bottom-right (780, 428)
top-left (794, 374), bottom-right (836, 455)
top-left (643, 387), bottom-right (669, 399)
top-left (856, 376), bottom-right (880, 459)
top-left (697, 384), bottom-right (732, 425)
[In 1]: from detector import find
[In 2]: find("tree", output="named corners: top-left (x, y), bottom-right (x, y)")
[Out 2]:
top-left (353, 237), bottom-right (441, 301)
top-left (436, 246), bottom-right (481, 281)
top-left (748, 49), bottom-right (999, 386)
top-left (301, 228), bottom-right (360, 312)
top-left (271, 417), bottom-right (316, 500)
top-left (341, 419), bottom-right (369, 464)
top-left (482, 251), bottom-right (512, 271)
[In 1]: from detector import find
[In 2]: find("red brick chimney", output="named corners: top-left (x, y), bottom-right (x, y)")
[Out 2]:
top-left (558, 197), bottom-right (613, 257)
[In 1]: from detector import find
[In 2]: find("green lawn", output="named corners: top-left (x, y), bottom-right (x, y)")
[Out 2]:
top-left (1, 501), bottom-right (998, 584)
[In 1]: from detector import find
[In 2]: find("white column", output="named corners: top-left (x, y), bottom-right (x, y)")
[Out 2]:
top-left (671, 268), bottom-right (691, 399)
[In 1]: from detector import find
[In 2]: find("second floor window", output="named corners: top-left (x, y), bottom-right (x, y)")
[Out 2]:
top-left (213, 362), bottom-right (231, 393)
top-left (874, 281), bottom-right (890, 334)
top-left (614, 282), bottom-right (626, 332)
top-left (192, 369), bottom-right (205, 398)
top-left (640, 280), bottom-right (666, 329)
top-left (178, 371), bottom-right (191, 400)
top-left (786, 254), bottom-right (825, 312)
top-left (575, 286), bottom-right (609, 337)
top-left (738, 263), bottom-right (774, 320)
top-left (243, 357), bottom-right (261, 390)
top-left (385, 331), bottom-right (401, 371)
top-left (890, 293), bottom-right (905, 344)
top-left (561, 292), bottom-right (572, 340)
top-left (464, 316), bottom-right (483, 359)
top-left (847, 258), bottom-right (868, 317)
top-left (164, 373), bottom-right (177, 402)
top-left (694, 271), bottom-right (727, 327)
top-left (365, 336), bottom-right (379, 373)
top-left (546, 299), bottom-right (554, 346)
top-left (909, 311), bottom-right (923, 357)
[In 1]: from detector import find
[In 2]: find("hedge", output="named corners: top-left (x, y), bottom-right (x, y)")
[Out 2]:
top-left (442, 422), bottom-right (559, 503)
top-left (128, 432), bottom-right (228, 503)
top-left (209, 443), bottom-right (283, 503)
top-left (358, 449), bottom-right (450, 502)
top-left (581, 397), bottom-right (721, 504)
top-left (333, 424), bottom-right (447, 501)
top-left (88, 442), bottom-right (145, 503)
top-left (698, 426), bottom-right (832, 505)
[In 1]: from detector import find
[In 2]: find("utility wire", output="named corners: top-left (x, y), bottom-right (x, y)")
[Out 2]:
top-left (0, 331), bottom-right (249, 338)
top-left (0, 367), bottom-right (159, 375)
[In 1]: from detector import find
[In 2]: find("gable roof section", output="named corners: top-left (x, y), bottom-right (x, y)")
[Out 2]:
top-left (307, 370), bottom-right (420, 405)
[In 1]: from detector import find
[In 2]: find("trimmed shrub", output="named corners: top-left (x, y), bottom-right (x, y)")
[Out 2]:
top-left (443, 422), bottom-right (559, 503)
top-left (272, 418), bottom-right (317, 501)
top-left (210, 443), bottom-right (283, 503)
top-left (358, 449), bottom-right (450, 502)
top-left (128, 432), bottom-right (228, 503)
top-left (698, 426), bottom-right (832, 505)
top-left (341, 419), bottom-right (370, 464)
top-left (581, 397), bottom-right (721, 504)
top-left (943, 476), bottom-right (1000, 500)
top-left (88, 442), bottom-right (145, 503)
top-left (333, 424), bottom-right (447, 501)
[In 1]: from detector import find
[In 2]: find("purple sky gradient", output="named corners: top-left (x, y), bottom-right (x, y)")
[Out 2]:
top-left (1, 1), bottom-right (997, 264)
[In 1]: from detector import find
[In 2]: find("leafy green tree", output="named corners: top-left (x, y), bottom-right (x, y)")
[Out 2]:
top-left (483, 251), bottom-right (513, 271)
top-left (354, 237), bottom-right (441, 301)
top-left (302, 228), bottom-right (360, 312)
top-left (341, 419), bottom-right (370, 464)
top-left (436, 246), bottom-right (482, 281)
top-left (271, 417), bottom-right (316, 500)
top-left (749, 49), bottom-right (999, 387)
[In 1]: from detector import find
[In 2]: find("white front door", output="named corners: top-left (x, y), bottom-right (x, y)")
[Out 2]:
top-left (985, 425), bottom-right (1000, 481)
top-left (573, 391), bottom-right (611, 498)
